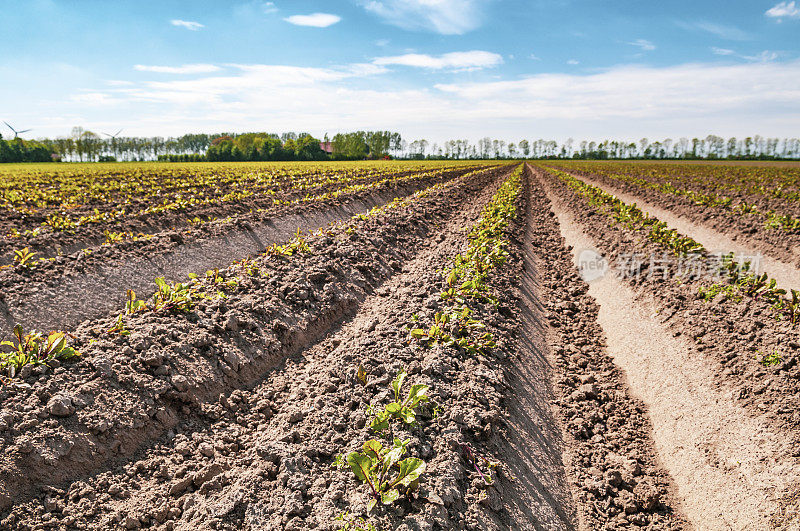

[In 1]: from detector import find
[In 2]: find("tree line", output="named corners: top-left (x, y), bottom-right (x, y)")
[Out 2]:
top-left (2, 129), bottom-right (799, 162)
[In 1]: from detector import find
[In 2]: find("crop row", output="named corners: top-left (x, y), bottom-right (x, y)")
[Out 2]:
top-left (548, 162), bottom-right (800, 233)
top-left (334, 165), bottom-right (522, 519)
top-left (409, 164), bottom-right (522, 354)
top-left (553, 161), bottom-right (800, 204)
top-left (0, 166), bottom-right (505, 378)
top-left (2, 164), bottom-right (488, 270)
top-left (0, 161), bottom-right (485, 213)
top-left (5, 163), bottom-right (489, 238)
top-left (542, 166), bottom-right (799, 326)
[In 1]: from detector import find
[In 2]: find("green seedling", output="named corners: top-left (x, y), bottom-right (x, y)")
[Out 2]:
top-left (461, 443), bottom-right (499, 486)
top-left (334, 512), bottom-right (378, 531)
top-left (698, 284), bottom-right (742, 302)
top-left (0, 325), bottom-right (80, 377)
top-left (265, 228), bottom-right (312, 257)
top-left (370, 369), bottom-right (429, 433)
top-left (758, 349), bottom-right (782, 367)
top-left (107, 314), bottom-right (131, 336)
top-left (126, 289), bottom-right (147, 315)
top-left (782, 289), bottom-right (800, 325)
top-left (150, 277), bottom-right (199, 313)
top-left (410, 308), bottom-right (496, 356)
top-left (13, 247), bottom-right (38, 269)
top-left (346, 438), bottom-right (425, 513)
top-left (103, 229), bottom-right (124, 245)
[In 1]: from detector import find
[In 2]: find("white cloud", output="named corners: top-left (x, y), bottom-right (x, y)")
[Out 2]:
top-left (765, 1), bottom-right (800, 19)
top-left (711, 47), bottom-right (735, 56)
top-left (530, 54), bottom-right (541, 61)
top-left (741, 50), bottom-right (780, 62)
top-left (134, 64), bottom-right (222, 74)
top-left (283, 13), bottom-right (341, 27)
top-left (628, 39), bottom-right (655, 51)
top-left (170, 19), bottom-right (204, 31)
top-left (64, 60), bottom-right (800, 142)
top-left (567, 59), bottom-right (579, 65)
top-left (373, 51), bottom-right (503, 71)
top-left (262, 2), bottom-right (278, 14)
top-left (70, 92), bottom-right (116, 105)
top-left (676, 20), bottom-right (750, 40)
top-left (375, 38), bottom-right (390, 47)
top-left (360, 0), bottom-right (485, 35)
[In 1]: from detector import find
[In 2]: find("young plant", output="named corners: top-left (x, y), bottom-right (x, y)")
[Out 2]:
top-left (409, 307), bottom-right (496, 356)
top-left (333, 512), bottom-right (378, 531)
top-left (107, 314), bottom-right (131, 336)
top-left (150, 277), bottom-right (199, 313)
top-left (13, 247), bottom-right (38, 269)
top-left (461, 443), bottom-right (499, 486)
top-left (0, 325), bottom-right (80, 377)
top-left (698, 283), bottom-right (742, 303)
top-left (346, 438), bottom-right (425, 512)
top-left (369, 369), bottom-right (429, 433)
top-left (126, 289), bottom-right (147, 315)
top-left (103, 229), bottom-right (125, 245)
top-left (758, 349), bottom-right (782, 367)
top-left (264, 228), bottom-right (312, 257)
top-left (782, 289), bottom-right (800, 325)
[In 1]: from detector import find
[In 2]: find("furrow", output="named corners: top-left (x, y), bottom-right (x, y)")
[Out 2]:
top-left (535, 164), bottom-right (800, 529)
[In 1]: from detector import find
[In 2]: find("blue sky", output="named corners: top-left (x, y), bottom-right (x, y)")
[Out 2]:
top-left (1, 0), bottom-right (799, 143)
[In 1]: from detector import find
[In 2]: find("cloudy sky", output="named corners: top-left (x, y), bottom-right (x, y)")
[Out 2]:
top-left (1, 0), bottom-right (799, 143)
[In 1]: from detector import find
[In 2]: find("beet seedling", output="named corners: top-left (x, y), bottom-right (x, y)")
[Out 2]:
top-left (151, 277), bottom-right (199, 313)
top-left (346, 437), bottom-right (425, 512)
top-left (333, 511), bottom-right (378, 531)
top-left (461, 443), bottom-right (499, 486)
top-left (107, 314), bottom-right (131, 336)
top-left (103, 229), bottom-right (124, 245)
top-left (126, 289), bottom-right (147, 315)
top-left (370, 369), bottom-right (429, 433)
top-left (783, 289), bottom-right (800, 325)
top-left (757, 349), bottom-right (782, 367)
top-left (13, 247), bottom-right (38, 269)
top-left (0, 325), bottom-right (80, 377)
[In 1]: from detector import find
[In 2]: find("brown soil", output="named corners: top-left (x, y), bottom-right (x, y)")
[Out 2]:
top-left (7, 161), bottom-right (794, 530)
top-left (533, 164), bottom-right (800, 528)
top-left (0, 169), bottom-right (469, 339)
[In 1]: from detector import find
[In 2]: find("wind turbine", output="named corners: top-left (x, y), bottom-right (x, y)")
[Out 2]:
top-left (102, 129), bottom-right (123, 140)
top-left (102, 129), bottom-right (123, 159)
top-left (3, 122), bottom-right (32, 139)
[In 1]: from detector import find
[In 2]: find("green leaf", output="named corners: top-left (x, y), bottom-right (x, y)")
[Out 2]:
top-left (382, 442), bottom-right (406, 470)
top-left (381, 489), bottom-right (400, 505)
top-left (405, 384), bottom-right (429, 408)
top-left (370, 415), bottom-right (390, 433)
top-left (393, 457), bottom-right (425, 488)
top-left (347, 452), bottom-right (373, 483)
top-left (391, 369), bottom-right (406, 402)
top-left (399, 407), bottom-right (415, 424)
top-left (385, 402), bottom-right (401, 414)
top-left (362, 440), bottom-right (383, 461)
top-left (367, 498), bottom-right (377, 513)
top-left (409, 328), bottom-right (426, 339)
